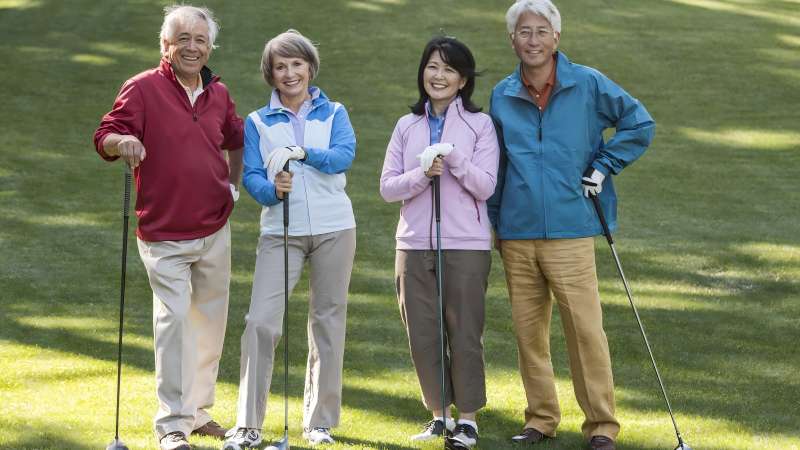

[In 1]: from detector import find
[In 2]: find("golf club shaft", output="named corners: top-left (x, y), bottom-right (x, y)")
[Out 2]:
top-left (114, 165), bottom-right (132, 440)
top-left (590, 195), bottom-right (684, 444)
top-left (433, 176), bottom-right (446, 448)
top-left (282, 161), bottom-right (290, 435)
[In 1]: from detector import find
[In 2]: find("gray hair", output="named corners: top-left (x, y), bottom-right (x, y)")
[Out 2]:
top-left (159, 5), bottom-right (219, 55)
top-left (506, 0), bottom-right (562, 34)
top-left (261, 29), bottom-right (320, 86)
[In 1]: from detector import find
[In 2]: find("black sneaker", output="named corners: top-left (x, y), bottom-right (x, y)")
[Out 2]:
top-left (448, 423), bottom-right (479, 448)
top-left (410, 418), bottom-right (456, 441)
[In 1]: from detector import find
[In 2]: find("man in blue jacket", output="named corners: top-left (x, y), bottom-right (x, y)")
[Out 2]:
top-left (487, 1), bottom-right (655, 449)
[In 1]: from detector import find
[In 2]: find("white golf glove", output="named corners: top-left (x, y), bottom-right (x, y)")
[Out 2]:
top-left (581, 167), bottom-right (606, 198)
top-left (265, 145), bottom-right (305, 181)
top-left (229, 183), bottom-right (239, 202)
top-left (416, 143), bottom-right (455, 172)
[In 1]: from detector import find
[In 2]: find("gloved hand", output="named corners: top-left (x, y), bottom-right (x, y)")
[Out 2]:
top-left (416, 143), bottom-right (455, 172)
top-left (581, 167), bottom-right (606, 198)
top-left (229, 183), bottom-right (240, 202)
top-left (265, 145), bottom-right (305, 181)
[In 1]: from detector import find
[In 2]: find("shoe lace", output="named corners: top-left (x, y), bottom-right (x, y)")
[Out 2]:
top-left (454, 423), bottom-right (476, 437)
top-left (312, 427), bottom-right (330, 434)
top-left (233, 428), bottom-right (249, 439)
top-left (423, 419), bottom-right (438, 431)
top-left (163, 431), bottom-right (186, 443)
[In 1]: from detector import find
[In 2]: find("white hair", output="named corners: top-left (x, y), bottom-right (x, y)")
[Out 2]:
top-left (506, 0), bottom-right (562, 34)
top-left (159, 5), bottom-right (219, 54)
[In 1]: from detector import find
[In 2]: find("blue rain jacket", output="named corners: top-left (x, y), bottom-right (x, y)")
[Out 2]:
top-left (488, 52), bottom-right (655, 239)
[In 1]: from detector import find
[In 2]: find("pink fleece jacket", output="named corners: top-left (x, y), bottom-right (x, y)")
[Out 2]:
top-left (380, 97), bottom-right (499, 250)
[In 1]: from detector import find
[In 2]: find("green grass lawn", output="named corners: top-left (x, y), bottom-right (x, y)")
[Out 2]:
top-left (1, 0), bottom-right (799, 449)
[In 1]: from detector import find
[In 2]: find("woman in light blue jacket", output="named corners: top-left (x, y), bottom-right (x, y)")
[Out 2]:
top-left (380, 36), bottom-right (499, 449)
top-left (226, 29), bottom-right (356, 449)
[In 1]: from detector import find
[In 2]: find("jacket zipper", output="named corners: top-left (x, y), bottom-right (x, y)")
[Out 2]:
top-left (537, 106), bottom-right (548, 239)
top-left (299, 99), bottom-right (326, 235)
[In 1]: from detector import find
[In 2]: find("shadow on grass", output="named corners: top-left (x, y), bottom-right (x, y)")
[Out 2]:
top-left (0, 433), bottom-right (93, 450)
top-left (1, 1), bottom-right (799, 449)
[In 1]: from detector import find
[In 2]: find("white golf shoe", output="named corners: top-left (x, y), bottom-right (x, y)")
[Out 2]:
top-left (221, 428), bottom-right (262, 450)
top-left (303, 427), bottom-right (335, 445)
top-left (410, 418), bottom-right (456, 441)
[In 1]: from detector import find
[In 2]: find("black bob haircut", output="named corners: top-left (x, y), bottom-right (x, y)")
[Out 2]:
top-left (410, 36), bottom-right (482, 115)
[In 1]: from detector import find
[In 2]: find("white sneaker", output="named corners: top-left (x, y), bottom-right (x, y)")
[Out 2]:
top-left (410, 418), bottom-right (456, 441)
top-left (221, 428), bottom-right (262, 449)
top-left (449, 423), bottom-right (479, 448)
top-left (303, 427), bottom-right (335, 445)
top-left (160, 431), bottom-right (190, 450)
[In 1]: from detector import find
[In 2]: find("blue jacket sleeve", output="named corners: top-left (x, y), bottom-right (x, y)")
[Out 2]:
top-left (242, 116), bottom-right (281, 207)
top-left (590, 72), bottom-right (655, 176)
top-left (487, 93), bottom-right (506, 230)
top-left (303, 105), bottom-right (356, 174)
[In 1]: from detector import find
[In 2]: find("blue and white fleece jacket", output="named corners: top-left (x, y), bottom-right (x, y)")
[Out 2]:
top-left (243, 87), bottom-right (356, 236)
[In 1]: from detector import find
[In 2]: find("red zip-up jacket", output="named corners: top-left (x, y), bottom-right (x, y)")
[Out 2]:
top-left (94, 59), bottom-right (244, 241)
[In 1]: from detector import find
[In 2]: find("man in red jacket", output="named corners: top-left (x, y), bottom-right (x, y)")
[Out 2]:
top-left (93, 5), bottom-right (243, 450)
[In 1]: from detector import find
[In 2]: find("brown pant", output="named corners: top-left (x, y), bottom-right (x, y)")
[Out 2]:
top-left (501, 238), bottom-right (619, 440)
top-left (395, 249), bottom-right (491, 413)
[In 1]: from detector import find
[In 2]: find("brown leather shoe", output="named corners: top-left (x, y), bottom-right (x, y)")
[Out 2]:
top-left (511, 427), bottom-right (548, 444)
top-left (589, 435), bottom-right (616, 450)
top-left (192, 420), bottom-right (227, 440)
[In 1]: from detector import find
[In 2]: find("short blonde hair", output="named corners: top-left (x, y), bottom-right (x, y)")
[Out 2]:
top-left (260, 29), bottom-right (320, 86)
top-left (159, 5), bottom-right (219, 54)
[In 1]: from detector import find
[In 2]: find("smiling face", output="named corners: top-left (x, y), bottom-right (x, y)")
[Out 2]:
top-left (511, 11), bottom-right (560, 72)
top-left (271, 54), bottom-right (311, 101)
top-left (423, 50), bottom-right (466, 113)
top-left (162, 18), bottom-right (210, 84)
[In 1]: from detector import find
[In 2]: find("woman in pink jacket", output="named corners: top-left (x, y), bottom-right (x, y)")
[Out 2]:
top-left (379, 36), bottom-right (499, 449)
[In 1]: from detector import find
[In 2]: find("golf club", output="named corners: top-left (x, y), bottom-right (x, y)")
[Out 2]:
top-left (266, 160), bottom-right (291, 450)
top-left (106, 165), bottom-right (132, 450)
top-left (431, 175), bottom-right (449, 450)
top-left (590, 194), bottom-right (691, 450)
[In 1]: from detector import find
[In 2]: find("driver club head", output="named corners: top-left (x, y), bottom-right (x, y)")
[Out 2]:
top-left (105, 438), bottom-right (129, 450)
top-left (675, 443), bottom-right (693, 450)
top-left (265, 436), bottom-right (289, 450)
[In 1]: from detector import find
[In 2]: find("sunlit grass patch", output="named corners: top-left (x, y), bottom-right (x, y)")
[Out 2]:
top-left (1, 0), bottom-right (799, 449)
top-left (680, 127), bottom-right (800, 151)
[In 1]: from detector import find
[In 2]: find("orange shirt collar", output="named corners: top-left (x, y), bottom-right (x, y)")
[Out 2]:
top-left (521, 55), bottom-right (558, 110)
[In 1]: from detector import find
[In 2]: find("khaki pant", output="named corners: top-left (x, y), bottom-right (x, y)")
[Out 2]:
top-left (235, 228), bottom-right (355, 430)
top-left (501, 237), bottom-right (619, 440)
top-left (395, 250), bottom-right (491, 413)
top-left (137, 222), bottom-right (231, 440)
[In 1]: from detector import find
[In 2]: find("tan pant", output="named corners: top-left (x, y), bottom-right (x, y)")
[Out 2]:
top-left (235, 229), bottom-right (355, 430)
top-left (501, 237), bottom-right (619, 440)
top-left (395, 250), bottom-right (491, 413)
top-left (137, 222), bottom-right (231, 440)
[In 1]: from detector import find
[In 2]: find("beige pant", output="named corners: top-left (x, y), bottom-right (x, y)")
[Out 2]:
top-left (501, 237), bottom-right (619, 440)
top-left (137, 222), bottom-right (231, 440)
top-left (395, 250), bottom-right (491, 413)
top-left (235, 228), bottom-right (355, 430)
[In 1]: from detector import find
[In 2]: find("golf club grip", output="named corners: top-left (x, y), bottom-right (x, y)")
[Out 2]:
top-left (433, 175), bottom-right (441, 222)
top-left (590, 194), bottom-right (613, 245)
top-left (282, 161), bottom-right (289, 227)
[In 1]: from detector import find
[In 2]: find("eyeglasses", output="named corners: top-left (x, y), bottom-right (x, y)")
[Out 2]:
top-left (513, 28), bottom-right (555, 42)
